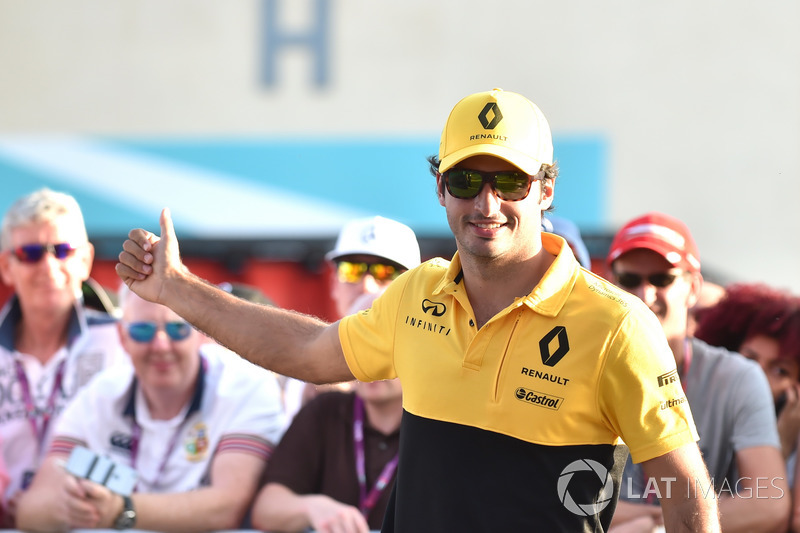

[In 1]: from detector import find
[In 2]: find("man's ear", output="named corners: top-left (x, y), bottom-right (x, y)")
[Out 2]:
top-left (686, 272), bottom-right (704, 309)
top-left (0, 251), bottom-right (13, 287)
top-left (539, 178), bottom-right (555, 210)
top-left (436, 174), bottom-right (446, 206)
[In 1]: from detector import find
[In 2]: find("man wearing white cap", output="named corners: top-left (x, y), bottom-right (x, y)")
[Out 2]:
top-left (280, 216), bottom-right (419, 416)
top-left (607, 212), bottom-right (788, 533)
top-left (117, 89), bottom-right (718, 531)
top-left (325, 216), bottom-right (421, 318)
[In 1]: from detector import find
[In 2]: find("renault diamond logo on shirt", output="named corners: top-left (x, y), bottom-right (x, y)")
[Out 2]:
top-left (539, 326), bottom-right (570, 367)
top-left (478, 102), bottom-right (503, 129)
top-left (421, 299), bottom-right (446, 317)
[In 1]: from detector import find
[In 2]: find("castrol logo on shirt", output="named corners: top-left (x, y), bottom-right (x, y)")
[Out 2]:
top-left (514, 387), bottom-right (564, 410)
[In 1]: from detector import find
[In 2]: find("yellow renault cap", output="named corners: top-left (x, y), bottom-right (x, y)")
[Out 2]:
top-left (438, 88), bottom-right (553, 175)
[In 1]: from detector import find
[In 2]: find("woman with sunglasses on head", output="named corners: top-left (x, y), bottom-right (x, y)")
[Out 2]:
top-left (0, 188), bottom-right (128, 527)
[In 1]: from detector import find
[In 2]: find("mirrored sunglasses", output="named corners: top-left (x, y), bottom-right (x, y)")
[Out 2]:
top-left (442, 169), bottom-right (537, 201)
top-left (12, 243), bottom-right (77, 263)
top-left (124, 321), bottom-right (193, 343)
top-left (614, 271), bottom-right (680, 290)
top-left (336, 261), bottom-right (402, 283)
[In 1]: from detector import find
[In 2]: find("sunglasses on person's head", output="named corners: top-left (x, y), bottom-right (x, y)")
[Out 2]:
top-left (614, 271), bottom-right (681, 290)
top-left (442, 169), bottom-right (539, 201)
top-left (124, 321), bottom-right (193, 343)
top-left (12, 243), bottom-right (77, 264)
top-left (336, 261), bottom-right (403, 283)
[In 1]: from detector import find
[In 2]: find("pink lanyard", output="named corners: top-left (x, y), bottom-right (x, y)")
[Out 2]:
top-left (128, 356), bottom-right (206, 490)
top-left (680, 337), bottom-right (693, 392)
top-left (129, 419), bottom-right (186, 490)
top-left (14, 358), bottom-right (66, 456)
top-left (353, 395), bottom-right (399, 518)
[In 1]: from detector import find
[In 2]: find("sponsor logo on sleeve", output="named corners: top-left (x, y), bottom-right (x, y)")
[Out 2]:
top-left (657, 369), bottom-right (679, 387)
top-left (660, 396), bottom-right (688, 410)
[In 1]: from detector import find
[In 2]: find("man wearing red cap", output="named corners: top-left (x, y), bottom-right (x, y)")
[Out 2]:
top-left (607, 212), bottom-right (789, 532)
top-left (117, 90), bottom-right (719, 531)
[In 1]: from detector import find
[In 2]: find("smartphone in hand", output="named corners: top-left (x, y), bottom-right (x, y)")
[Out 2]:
top-left (65, 445), bottom-right (137, 496)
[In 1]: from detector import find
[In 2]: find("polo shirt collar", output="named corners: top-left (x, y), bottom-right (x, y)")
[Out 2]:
top-left (520, 233), bottom-right (580, 317)
top-left (0, 295), bottom-right (86, 353)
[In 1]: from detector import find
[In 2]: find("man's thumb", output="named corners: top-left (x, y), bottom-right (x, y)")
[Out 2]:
top-left (160, 207), bottom-right (176, 241)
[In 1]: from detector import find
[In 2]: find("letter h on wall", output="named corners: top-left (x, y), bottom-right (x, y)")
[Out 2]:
top-left (261, 0), bottom-right (331, 87)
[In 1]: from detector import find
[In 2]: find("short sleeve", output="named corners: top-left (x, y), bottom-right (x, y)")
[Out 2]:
top-left (339, 272), bottom-right (411, 382)
top-left (599, 307), bottom-right (699, 463)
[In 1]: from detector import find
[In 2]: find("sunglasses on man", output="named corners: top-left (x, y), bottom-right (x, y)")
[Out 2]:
top-left (614, 271), bottom-right (681, 290)
top-left (442, 169), bottom-right (541, 202)
top-left (123, 321), bottom-right (193, 343)
top-left (12, 243), bottom-right (77, 263)
top-left (336, 261), bottom-right (403, 284)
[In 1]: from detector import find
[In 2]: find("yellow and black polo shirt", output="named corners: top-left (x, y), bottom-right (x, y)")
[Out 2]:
top-left (340, 233), bottom-right (697, 532)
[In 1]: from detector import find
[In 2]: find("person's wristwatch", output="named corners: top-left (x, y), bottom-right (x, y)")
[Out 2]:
top-left (113, 495), bottom-right (137, 530)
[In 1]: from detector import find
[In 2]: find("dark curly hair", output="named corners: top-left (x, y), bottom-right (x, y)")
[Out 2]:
top-left (694, 283), bottom-right (800, 363)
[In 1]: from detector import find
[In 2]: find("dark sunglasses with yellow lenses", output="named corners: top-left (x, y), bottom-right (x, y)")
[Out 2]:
top-left (12, 242), bottom-right (77, 263)
top-left (336, 261), bottom-right (403, 283)
top-left (124, 321), bottom-right (193, 343)
top-left (442, 169), bottom-right (538, 201)
top-left (614, 271), bottom-right (680, 290)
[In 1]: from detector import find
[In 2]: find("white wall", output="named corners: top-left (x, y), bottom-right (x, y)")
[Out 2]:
top-left (1, 0), bottom-right (798, 291)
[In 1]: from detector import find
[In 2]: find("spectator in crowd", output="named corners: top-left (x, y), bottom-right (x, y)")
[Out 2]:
top-left (694, 284), bottom-right (800, 465)
top-left (687, 279), bottom-right (726, 337)
top-left (117, 88), bottom-right (719, 531)
top-left (606, 212), bottom-right (789, 533)
top-left (0, 188), bottom-right (127, 525)
top-left (541, 214), bottom-right (592, 269)
top-left (218, 281), bottom-right (276, 307)
top-left (283, 216), bottom-right (421, 424)
top-left (0, 443), bottom-right (8, 524)
top-left (15, 286), bottom-right (286, 532)
top-left (325, 216), bottom-right (421, 319)
top-left (252, 291), bottom-right (401, 533)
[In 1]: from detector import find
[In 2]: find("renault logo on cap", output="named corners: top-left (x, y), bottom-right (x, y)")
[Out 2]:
top-left (478, 103), bottom-right (503, 129)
